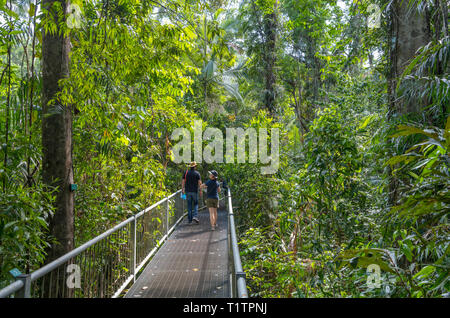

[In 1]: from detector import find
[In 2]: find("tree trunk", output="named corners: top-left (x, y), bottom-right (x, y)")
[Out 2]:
top-left (387, 0), bottom-right (431, 205)
top-left (263, 11), bottom-right (277, 114)
top-left (26, 0), bottom-right (39, 187)
top-left (388, 0), bottom-right (431, 116)
top-left (42, 0), bottom-right (74, 265)
top-left (3, 0), bottom-right (12, 192)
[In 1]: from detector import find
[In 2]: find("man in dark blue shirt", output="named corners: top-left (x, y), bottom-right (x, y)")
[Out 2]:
top-left (200, 170), bottom-right (221, 230)
top-left (182, 162), bottom-right (202, 224)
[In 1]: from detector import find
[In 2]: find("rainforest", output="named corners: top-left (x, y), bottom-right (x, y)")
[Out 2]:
top-left (0, 0), bottom-right (448, 299)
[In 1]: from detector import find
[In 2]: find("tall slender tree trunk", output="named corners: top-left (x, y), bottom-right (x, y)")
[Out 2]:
top-left (388, 0), bottom-right (431, 116)
top-left (303, 32), bottom-right (321, 113)
top-left (26, 0), bottom-right (39, 187)
top-left (41, 0), bottom-right (74, 265)
top-left (263, 9), bottom-right (277, 114)
top-left (3, 0), bottom-right (12, 193)
top-left (387, 0), bottom-right (431, 205)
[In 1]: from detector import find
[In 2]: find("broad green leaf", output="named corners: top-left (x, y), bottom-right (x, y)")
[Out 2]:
top-left (413, 265), bottom-right (436, 280)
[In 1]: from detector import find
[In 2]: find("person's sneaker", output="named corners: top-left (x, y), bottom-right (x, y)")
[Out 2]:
top-left (193, 217), bottom-right (199, 224)
top-left (211, 226), bottom-right (215, 231)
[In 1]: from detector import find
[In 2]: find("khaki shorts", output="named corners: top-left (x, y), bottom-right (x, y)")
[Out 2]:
top-left (206, 198), bottom-right (219, 208)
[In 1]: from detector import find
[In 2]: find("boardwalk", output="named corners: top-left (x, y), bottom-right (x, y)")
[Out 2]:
top-left (125, 207), bottom-right (229, 298)
top-left (0, 189), bottom-right (247, 299)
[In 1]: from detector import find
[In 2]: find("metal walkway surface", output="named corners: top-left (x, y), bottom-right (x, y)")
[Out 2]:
top-left (125, 208), bottom-right (229, 298)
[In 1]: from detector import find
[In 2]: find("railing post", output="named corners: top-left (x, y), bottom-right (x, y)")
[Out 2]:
top-left (227, 188), bottom-right (248, 298)
top-left (227, 190), bottom-right (235, 297)
top-left (228, 215), bottom-right (235, 297)
top-left (165, 197), bottom-right (170, 237)
top-left (236, 271), bottom-right (246, 297)
top-left (131, 215), bottom-right (137, 282)
top-left (181, 192), bottom-right (184, 218)
top-left (15, 274), bottom-right (31, 298)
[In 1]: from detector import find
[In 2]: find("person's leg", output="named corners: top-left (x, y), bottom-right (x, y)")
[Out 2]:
top-left (209, 199), bottom-right (218, 227)
top-left (186, 192), bottom-right (193, 223)
top-left (213, 207), bottom-right (218, 227)
top-left (208, 207), bottom-right (215, 230)
top-left (192, 192), bottom-right (199, 222)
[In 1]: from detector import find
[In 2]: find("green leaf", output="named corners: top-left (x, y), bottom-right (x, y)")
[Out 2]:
top-left (413, 265), bottom-right (436, 280)
top-left (4, 221), bottom-right (18, 230)
top-left (390, 125), bottom-right (438, 140)
top-left (400, 242), bottom-right (413, 262)
top-left (358, 115), bottom-right (374, 130)
top-left (384, 154), bottom-right (416, 167)
top-left (29, 3), bottom-right (36, 17)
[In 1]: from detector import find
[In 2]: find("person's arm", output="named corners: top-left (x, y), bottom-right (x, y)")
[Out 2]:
top-left (182, 171), bottom-right (186, 193)
top-left (200, 178), bottom-right (209, 190)
top-left (198, 179), bottom-right (204, 195)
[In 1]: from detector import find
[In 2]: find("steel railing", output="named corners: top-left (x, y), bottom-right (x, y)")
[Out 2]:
top-left (225, 187), bottom-right (248, 298)
top-left (0, 186), bottom-right (247, 298)
top-left (0, 190), bottom-right (188, 298)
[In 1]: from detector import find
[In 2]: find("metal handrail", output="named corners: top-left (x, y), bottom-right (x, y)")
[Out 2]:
top-left (0, 280), bottom-right (24, 298)
top-left (0, 186), bottom-right (248, 298)
top-left (226, 187), bottom-right (248, 298)
top-left (0, 189), bottom-right (186, 298)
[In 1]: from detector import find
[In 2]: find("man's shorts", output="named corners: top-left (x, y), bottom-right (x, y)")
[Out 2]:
top-left (206, 198), bottom-right (219, 208)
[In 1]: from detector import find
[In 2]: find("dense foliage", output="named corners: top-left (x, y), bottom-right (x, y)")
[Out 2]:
top-left (0, 0), bottom-right (448, 297)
